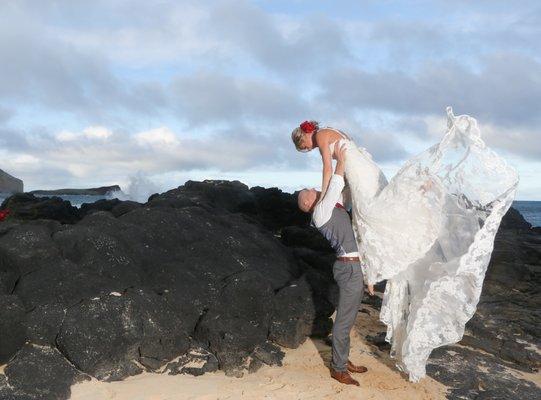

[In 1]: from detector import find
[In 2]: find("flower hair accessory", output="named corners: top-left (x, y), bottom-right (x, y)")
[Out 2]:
top-left (300, 121), bottom-right (316, 133)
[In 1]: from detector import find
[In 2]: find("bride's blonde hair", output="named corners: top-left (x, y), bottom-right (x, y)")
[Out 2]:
top-left (291, 120), bottom-right (319, 152)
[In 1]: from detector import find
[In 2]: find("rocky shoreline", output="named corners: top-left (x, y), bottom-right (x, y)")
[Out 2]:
top-left (0, 180), bottom-right (539, 399)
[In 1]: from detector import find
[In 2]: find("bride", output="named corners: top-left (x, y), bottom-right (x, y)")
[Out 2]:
top-left (291, 107), bottom-right (519, 382)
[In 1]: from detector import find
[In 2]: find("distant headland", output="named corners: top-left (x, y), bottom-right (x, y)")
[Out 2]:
top-left (29, 185), bottom-right (121, 196)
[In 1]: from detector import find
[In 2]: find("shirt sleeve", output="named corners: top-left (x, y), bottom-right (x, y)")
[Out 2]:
top-left (312, 174), bottom-right (345, 227)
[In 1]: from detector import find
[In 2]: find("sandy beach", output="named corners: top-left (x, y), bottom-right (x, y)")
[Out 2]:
top-left (69, 304), bottom-right (448, 400)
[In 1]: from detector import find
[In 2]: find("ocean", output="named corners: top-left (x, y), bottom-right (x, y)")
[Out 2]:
top-left (513, 201), bottom-right (541, 227)
top-left (1, 193), bottom-right (540, 227)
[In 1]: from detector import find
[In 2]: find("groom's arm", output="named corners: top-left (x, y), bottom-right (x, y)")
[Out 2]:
top-left (312, 143), bottom-right (347, 228)
top-left (312, 175), bottom-right (344, 228)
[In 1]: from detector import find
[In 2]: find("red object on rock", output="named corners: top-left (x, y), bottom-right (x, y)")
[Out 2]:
top-left (0, 209), bottom-right (10, 221)
top-left (300, 121), bottom-right (316, 133)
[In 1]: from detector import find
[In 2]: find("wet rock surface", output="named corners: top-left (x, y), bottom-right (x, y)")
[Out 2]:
top-left (0, 180), bottom-right (539, 399)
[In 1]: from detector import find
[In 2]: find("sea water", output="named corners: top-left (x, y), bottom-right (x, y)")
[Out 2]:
top-left (513, 201), bottom-right (541, 227)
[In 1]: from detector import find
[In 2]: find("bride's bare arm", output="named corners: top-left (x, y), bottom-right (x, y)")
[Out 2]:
top-left (316, 131), bottom-right (333, 199)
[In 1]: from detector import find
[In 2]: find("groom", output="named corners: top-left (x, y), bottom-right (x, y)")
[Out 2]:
top-left (297, 143), bottom-right (371, 386)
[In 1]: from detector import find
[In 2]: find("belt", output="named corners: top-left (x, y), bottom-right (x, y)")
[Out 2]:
top-left (336, 256), bottom-right (360, 262)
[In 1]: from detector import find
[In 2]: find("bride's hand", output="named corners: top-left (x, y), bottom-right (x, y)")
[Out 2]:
top-left (367, 284), bottom-right (375, 296)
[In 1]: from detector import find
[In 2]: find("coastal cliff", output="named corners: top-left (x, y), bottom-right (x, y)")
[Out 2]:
top-left (0, 169), bottom-right (23, 194)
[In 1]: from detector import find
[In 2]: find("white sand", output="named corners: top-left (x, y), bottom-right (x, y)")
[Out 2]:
top-left (69, 305), bottom-right (448, 400)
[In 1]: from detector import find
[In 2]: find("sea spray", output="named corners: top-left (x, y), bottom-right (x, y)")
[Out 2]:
top-left (107, 172), bottom-right (162, 203)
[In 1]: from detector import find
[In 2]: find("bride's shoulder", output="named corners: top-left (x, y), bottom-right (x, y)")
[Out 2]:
top-left (314, 128), bottom-right (333, 144)
top-left (321, 127), bottom-right (352, 141)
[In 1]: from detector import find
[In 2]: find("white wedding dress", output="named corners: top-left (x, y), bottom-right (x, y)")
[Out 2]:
top-left (326, 107), bottom-right (519, 382)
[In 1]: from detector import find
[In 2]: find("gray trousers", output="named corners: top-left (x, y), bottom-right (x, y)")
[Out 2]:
top-left (331, 260), bottom-right (364, 372)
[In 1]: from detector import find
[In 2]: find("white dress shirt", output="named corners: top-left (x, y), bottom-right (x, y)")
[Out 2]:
top-left (312, 174), bottom-right (359, 257)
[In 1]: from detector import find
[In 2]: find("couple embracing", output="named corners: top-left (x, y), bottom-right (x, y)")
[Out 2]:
top-left (291, 109), bottom-right (519, 385)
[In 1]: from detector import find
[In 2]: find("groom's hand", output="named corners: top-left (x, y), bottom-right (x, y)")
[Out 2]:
top-left (335, 142), bottom-right (347, 163)
top-left (334, 142), bottom-right (347, 177)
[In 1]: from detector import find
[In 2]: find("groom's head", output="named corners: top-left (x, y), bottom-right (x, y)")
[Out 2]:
top-left (297, 188), bottom-right (320, 213)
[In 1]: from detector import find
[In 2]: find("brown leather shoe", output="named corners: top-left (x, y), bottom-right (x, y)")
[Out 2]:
top-left (347, 359), bottom-right (368, 374)
top-left (330, 368), bottom-right (360, 386)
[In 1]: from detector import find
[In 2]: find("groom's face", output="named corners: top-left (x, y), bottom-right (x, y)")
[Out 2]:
top-left (298, 188), bottom-right (319, 213)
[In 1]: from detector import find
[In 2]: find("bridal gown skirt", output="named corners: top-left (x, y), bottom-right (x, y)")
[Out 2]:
top-left (343, 107), bottom-right (519, 382)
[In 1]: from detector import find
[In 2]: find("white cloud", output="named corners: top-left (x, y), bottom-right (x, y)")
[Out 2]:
top-left (65, 163), bottom-right (93, 178)
top-left (83, 126), bottom-right (112, 140)
top-left (134, 127), bottom-right (179, 147)
top-left (55, 130), bottom-right (78, 142)
top-left (55, 126), bottom-right (112, 142)
top-left (2, 123), bottom-right (290, 191)
top-left (11, 154), bottom-right (40, 166)
top-left (480, 123), bottom-right (541, 160)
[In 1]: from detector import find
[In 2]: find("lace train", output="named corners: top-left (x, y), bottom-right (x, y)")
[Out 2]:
top-left (345, 107), bottom-right (519, 381)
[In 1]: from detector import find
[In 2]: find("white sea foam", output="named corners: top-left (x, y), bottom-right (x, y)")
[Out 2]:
top-left (107, 171), bottom-right (162, 203)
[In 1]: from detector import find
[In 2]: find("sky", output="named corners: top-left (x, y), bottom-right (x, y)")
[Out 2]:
top-left (0, 0), bottom-right (540, 199)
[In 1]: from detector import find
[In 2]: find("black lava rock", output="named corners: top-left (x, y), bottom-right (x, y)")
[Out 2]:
top-left (1, 193), bottom-right (81, 224)
top-left (281, 225), bottom-right (333, 252)
top-left (79, 198), bottom-right (122, 216)
top-left (56, 287), bottom-right (190, 381)
top-left (13, 258), bottom-right (121, 312)
top-left (427, 346), bottom-right (541, 400)
top-left (0, 294), bottom-right (26, 364)
top-left (269, 275), bottom-right (317, 348)
top-left (194, 270), bottom-right (275, 375)
top-left (500, 207), bottom-right (532, 230)
top-left (24, 302), bottom-right (67, 346)
top-left (0, 223), bottom-right (63, 277)
top-left (4, 344), bottom-right (91, 400)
